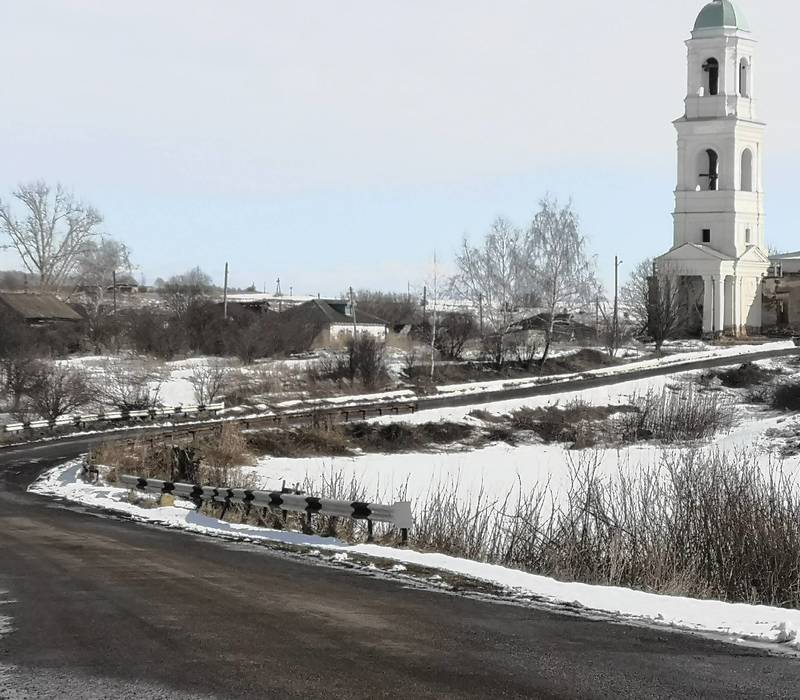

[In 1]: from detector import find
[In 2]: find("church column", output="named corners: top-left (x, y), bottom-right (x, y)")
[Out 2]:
top-left (724, 276), bottom-right (734, 334)
top-left (714, 275), bottom-right (725, 336)
top-left (752, 275), bottom-right (763, 331)
top-left (702, 275), bottom-right (714, 336)
top-left (735, 276), bottom-right (743, 336)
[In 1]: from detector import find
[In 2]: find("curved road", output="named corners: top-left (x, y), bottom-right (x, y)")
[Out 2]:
top-left (2, 443), bottom-right (800, 697)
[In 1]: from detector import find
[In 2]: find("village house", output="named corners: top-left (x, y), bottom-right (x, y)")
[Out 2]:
top-left (281, 299), bottom-right (388, 349)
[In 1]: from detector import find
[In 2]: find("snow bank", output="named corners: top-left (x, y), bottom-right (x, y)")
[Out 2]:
top-left (435, 341), bottom-right (795, 397)
top-left (31, 459), bottom-right (800, 653)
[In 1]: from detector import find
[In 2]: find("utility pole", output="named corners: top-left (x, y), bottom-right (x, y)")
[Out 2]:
top-left (222, 262), bottom-right (229, 320)
top-left (478, 293), bottom-right (484, 336)
top-left (430, 251), bottom-right (438, 381)
top-left (349, 286), bottom-right (357, 338)
top-left (595, 293), bottom-right (600, 341)
top-left (613, 256), bottom-right (622, 354)
top-left (112, 269), bottom-right (117, 318)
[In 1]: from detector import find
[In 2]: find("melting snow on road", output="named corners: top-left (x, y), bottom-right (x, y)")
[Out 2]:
top-left (31, 458), bottom-right (800, 655)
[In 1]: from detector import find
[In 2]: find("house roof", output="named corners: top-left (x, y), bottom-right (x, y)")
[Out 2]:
top-left (0, 292), bottom-right (83, 321)
top-left (771, 251), bottom-right (800, 261)
top-left (287, 299), bottom-right (388, 327)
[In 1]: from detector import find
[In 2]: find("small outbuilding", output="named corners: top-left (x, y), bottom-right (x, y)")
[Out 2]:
top-left (0, 292), bottom-right (83, 326)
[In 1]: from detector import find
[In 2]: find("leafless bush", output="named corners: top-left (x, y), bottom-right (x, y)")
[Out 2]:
top-left (346, 335), bottom-right (387, 389)
top-left (0, 356), bottom-right (40, 412)
top-left (28, 363), bottom-right (91, 421)
top-left (92, 359), bottom-right (166, 410)
top-left (199, 423), bottom-right (255, 485)
top-left (96, 425), bottom-right (255, 488)
top-left (189, 360), bottom-right (230, 405)
top-left (407, 450), bottom-right (800, 606)
top-left (617, 385), bottom-right (734, 442)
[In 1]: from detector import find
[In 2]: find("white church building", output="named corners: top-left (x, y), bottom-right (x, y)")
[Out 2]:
top-left (656, 0), bottom-right (770, 337)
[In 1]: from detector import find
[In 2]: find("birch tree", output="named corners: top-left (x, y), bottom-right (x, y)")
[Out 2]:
top-left (451, 217), bottom-right (536, 365)
top-left (529, 197), bottom-right (595, 369)
top-left (0, 181), bottom-right (103, 291)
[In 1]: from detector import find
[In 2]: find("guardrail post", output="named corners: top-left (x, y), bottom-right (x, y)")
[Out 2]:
top-left (367, 519), bottom-right (374, 543)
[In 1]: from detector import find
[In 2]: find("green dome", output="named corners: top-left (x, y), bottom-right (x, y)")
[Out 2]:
top-left (694, 0), bottom-right (750, 32)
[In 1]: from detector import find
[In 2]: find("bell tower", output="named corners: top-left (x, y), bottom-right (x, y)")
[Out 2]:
top-left (673, 0), bottom-right (765, 260)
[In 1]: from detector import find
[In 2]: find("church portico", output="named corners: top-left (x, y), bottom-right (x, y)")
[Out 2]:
top-left (657, 0), bottom-right (769, 337)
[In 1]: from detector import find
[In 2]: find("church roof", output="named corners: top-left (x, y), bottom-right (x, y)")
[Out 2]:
top-left (694, 0), bottom-right (750, 33)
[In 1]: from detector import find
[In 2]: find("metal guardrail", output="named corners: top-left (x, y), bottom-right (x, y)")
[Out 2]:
top-left (3, 403), bottom-right (225, 434)
top-left (119, 474), bottom-right (412, 544)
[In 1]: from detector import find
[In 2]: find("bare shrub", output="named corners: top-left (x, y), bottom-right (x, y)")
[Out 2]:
top-left (510, 401), bottom-right (620, 448)
top-left (189, 360), bottom-right (230, 405)
top-left (92, 359), bottom-right (165, 410)
top-left (716, 362), bottom-right (777, 389)
top-left (346, 334), bottom-right (387, 389)
top-left (772, 381), bottom-right (800, 412)
top-left (199, 423), bottom-right (255, 485)
top-left (346, 421), bottom-right (475, 453)
top-left (246, 427), bottom-right (352, 458)
top-left (96, 425), bottom-right (255, 488)
top-left (92, 439), bottom-right (174, 481)
top-left (407, 449), bottom-right (800, 607)
top-left (0, 356), bottom-right (40, 412)
top-left (28, 363), bottom-right (91, 420)
top-left (432, 312), bottom-right (475, 360)
top-left (618, 385), bottom-right (734, 442)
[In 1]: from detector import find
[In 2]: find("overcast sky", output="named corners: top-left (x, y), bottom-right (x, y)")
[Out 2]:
top-left (1, 0), bottom-right (798, 295)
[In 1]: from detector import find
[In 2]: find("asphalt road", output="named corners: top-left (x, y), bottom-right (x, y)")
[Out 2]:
top-left (2, 443), bottom-right (800, 698)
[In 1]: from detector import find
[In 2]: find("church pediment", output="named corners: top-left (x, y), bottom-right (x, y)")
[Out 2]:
top-left (737, 245), bottom-right (770, 263)
top-left (657, 243), bottom-right (731, 263)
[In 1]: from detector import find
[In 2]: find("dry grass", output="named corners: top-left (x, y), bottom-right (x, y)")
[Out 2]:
top-left (94, 423), bottom-right (256, 488)
top-left (408, 449), bottom-right (800, 607)
top-left (618, 385), bottom-right (734, 442)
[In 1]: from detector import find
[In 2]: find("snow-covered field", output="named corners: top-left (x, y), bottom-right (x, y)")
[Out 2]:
top-left (249, 359), bottom-right (798, 505)
top-left (31, 457), bottom-right (800, 653)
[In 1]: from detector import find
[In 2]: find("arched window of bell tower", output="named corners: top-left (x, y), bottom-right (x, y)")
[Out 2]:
top-left (703, 58), bottom-right (719, 96)
top-left (739, 59), bottom-right (750, 97)
top-left (697, 149), bottom-right (720, 191)
top-left (741, 149), bottom-right (754, 191)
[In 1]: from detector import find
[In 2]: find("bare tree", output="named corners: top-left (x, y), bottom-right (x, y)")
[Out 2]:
top-left (28, 363), bottom-right (91, 421)
top-left (158, 267), bottom-right (214, 319)
top-left (75, 237), bottom-right (133, 289)
top-left (433, 312), bottom-right (475, 360)
top-left (0, 357), bottom-right (40, 412)
top-left (0, 182), bottom-right (103, 291)
top-left (346, 335), bottom-right (387, 389)
top-left (529, 197), bottom-right (595, 369)
top-left (622, 259), bottom-right (683, 355)
top-left (188, 360), bottom-right (229, 405)
top-left (451, 217), bottom-right (535, 365)
top-left (619, 259), bottom-right (653, 335)
top-left (91, 360), bottom-right (165, 410)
